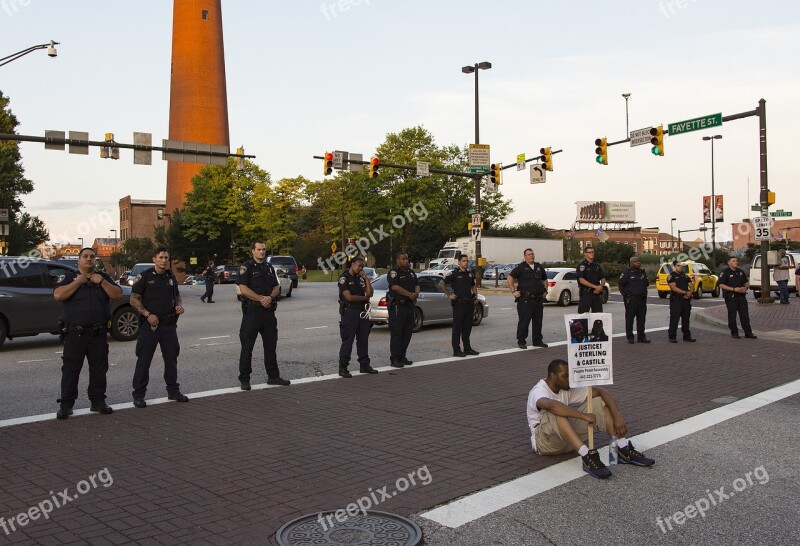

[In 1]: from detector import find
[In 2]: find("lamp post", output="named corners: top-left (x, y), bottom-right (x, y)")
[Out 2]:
top-left (622, 93), bottom-right (631, 136)
top-left (670, 217), bottom-right (676, 252)
top-left (462, 61), bottom-right (491, 285)
top-left (0, 41), bottom-right (59, 67)
top-left (702, 135), bottom-right (723, 260)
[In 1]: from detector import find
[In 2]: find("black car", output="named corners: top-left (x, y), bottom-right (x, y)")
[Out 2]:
top-left (0, 257), bottom-right (140, 349)
top-left (214, 265), bottom-right (240, 284)
top-left (266, 256), bottom-right (299, 288)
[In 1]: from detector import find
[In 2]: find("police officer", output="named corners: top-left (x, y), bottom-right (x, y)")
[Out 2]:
top-left (53, 247), bottom-right (122, 419)
top-left (445, 254), bottom-right (479, 357)
top-left (237, 241), bottom-right (291, 389)
top-left (338, 257), bottom-right (379, 377)
top-left (387, 252), bottom-right (419, 368)
top-left (667, 261), bottom-right (696, 343)
top-left (618, 256), bottom-right (650, 344)
top-left (718, 257), bottom-right (757, 339)
top-left (577, 247), bottom-right (606, 313)
top-left (507, 248), bottom-right (548, 349)
top-left (130, 247), bottom-right (188, 408)
top-left (200, 260), bottom-right (215, 303)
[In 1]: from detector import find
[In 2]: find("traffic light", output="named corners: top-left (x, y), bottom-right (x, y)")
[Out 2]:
top-left (595, 137), bottom-right (608, 165)
top-left (650, 125), bottom-right (664, 156)
top-left (489, 163), bottom-right (502, 185)
top-left (100, 132), bottom-right (114, 159)
top-left (540, 147), bottom-right (553, 171)
top-left (235, 146), bottom-right (245, 171)
top-left (323, 152), bottom-right (333, 175)
top-left (369, 157), bottom-right (380, 178)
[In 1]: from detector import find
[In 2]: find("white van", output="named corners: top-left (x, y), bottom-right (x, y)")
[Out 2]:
top-left (749, 251), bottom-right (800, 299)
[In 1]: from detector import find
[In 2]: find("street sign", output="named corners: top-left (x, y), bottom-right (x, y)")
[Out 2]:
top-left (751, 204), bottom-right (762, 212)
top-left (629, 127), bottom-right (653, 147)
top-left (190, 257), bottom-right (198, 265)
top-left (471, 226), bottom-right (481, 241)
top-left (668, 113), bottom-right (723, 136)
top-left (332, 150), bottom-right (347, 170)
top-left (469, 144), bottom-right (490, 173)
top-left (0, 209), bottom-right (8, 222)
top-left (349, 153), bottom-right (363, 172)
top-left (516, 153), bottom-right (526, 171)
top-left (771, 210), bottom-right (793, 217)
top-left (471, 213), bottom-right (481, 225)
top-left (530, 164), bottom-right (545, 184)
top-left (753, 216), bottom-right (772, 241)
top-left (331, 242), bottom-right (337, 253)
top-left (416, 161), bottom-right (430, 177)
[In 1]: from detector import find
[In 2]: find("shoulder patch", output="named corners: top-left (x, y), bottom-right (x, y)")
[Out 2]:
top-left (389, 271), bottom-right (397, 278)
top-left (579, 265), bottom-right (586, 272)
top-left (240, 265), bottom-right (247, 275)
top-left (338, 277), bottom-right (346, 285)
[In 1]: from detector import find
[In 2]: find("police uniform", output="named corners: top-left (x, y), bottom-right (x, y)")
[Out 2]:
top-left (387, 265), bottom-right (419, 366)
top-left (509, 261), bottom-right (548, 346)
top-left (719, 266), bottom-right (754, 338)
top-left (201, 263), bottom-right (215, 303)
top-left (337, 271), bottom-right (374, 374)
top-left (55, 270), bottom-right (117, 414)
top-left (444, 267), bottom-right (476, 353)
top-left (667, 268), bottom-right (694, 341)
top-left (131, 267), bottom-right (183, 401)
top-left (577, 259), bottom-right (605, 313)
top-left (618, 267), bottom-right (649, 342)
top-left (237, 260), bottom-right (283, 383)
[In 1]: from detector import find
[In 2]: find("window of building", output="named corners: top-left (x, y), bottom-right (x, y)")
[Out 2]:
top-left (202, 10), bottom-right (208, 20)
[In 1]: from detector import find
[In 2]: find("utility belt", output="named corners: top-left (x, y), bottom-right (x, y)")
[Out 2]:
top-left (451, 295), bottom-right (476, 306)
top-left (388, 298), bottom-right (411, 306)
top-left (724, 291), bottom-right (746, 299)
top-left (518, 290), bottom-right (544, 302)
top-left (579, 286), bottom-right (599, 296)
top-left (340, 301), bottom-right (367, 313)
top-left (141, 313), bottom-right (179, 326)
top-left (624, 294), bottom-right (647, 302)
top-left (243, 299), bottom-right (278, 312)
top-left (65, 323), bottom-right (107, 337)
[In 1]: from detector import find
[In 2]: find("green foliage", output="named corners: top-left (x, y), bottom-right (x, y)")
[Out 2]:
top-left (486, 221), bottom-right (553, 239)
top-left (591, 241), bottom-right (635, 264)
top-left (7, 212), bottom-right (49, 254)
top-left (0, 91), bottom-right (34, 214)
top-left (109, 237), bottom-right (155, 269)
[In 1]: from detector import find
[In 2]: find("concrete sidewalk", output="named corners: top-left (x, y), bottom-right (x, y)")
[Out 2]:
top-left (1, 331), bottom-right (799, 545)
top-left (696, 295), bottom-right (800, 340)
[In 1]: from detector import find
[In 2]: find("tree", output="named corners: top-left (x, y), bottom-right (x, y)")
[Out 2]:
top-left (486, 221), bottom-right (554, 239)
top-left (109, 237), bottom-right (155, 269)
top-left (592, 240), bottom-right (635, 264)
top-left (7, 212), bottom-right (49, 254)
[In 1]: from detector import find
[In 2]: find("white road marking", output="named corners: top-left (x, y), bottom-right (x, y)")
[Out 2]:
top-left (304, 326), bottom-right (329, 330)
top-left (198, 335), bottom-right (230, 340)
top-left (18, 359), bottom-right (47, 363)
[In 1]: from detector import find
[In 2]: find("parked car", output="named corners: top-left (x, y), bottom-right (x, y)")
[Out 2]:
top-left (215, 265), bottom-right (240, 284)
top-left (368, 274), bottom-right (489, 332)
top-left (655, 260), bottom-right (719, 299)
top-left (750, 251), bottom-right (800, 299)
top-left (117, 270), bottom-right (132, 284)
top-left (266, 256), bottom-right (299, 288)
top-left (235, 267), bottom-right (293, 301)
top-left (362, 267), bottom-right (380, 281)
top-left (0, 257), bottom-right (139, 349)
top-left (483, 263), bottom-right (514, 280)
top-left (123, 263), bottom-right (154, 286)
top-left (182, 275), bottom-right (206, 286)
top-left (419, 264), bottom-right (459, 277)
top-left (544, 267), bottom-right (610, 307)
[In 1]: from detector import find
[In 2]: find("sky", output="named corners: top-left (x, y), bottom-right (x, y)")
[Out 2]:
top-left (2, 0), bottom-right (799, 247)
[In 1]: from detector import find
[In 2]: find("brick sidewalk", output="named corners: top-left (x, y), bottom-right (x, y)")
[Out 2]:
top-left (696, 296), bottom-right (800, 339)
top-left (1, 332), bottom-right (799, 544)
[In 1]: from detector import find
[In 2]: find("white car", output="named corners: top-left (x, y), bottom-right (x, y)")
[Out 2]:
top-left (544, 267), bottom-right (610, 307)
top-left (235, 267), bottom-right (293, 301)
top-left (419, 264), bottom-right (458, 277)
top-left (362, 267), bottom-right (380, 281)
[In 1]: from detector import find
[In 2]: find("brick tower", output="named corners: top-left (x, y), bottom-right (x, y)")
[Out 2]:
top-left (165, 0), bottom-right (230, 214)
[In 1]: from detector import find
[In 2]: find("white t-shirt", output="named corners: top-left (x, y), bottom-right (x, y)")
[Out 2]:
top-left (773, 256), bottom-right (790, 282)
top-left (526, 379), bottom-right (588, 452)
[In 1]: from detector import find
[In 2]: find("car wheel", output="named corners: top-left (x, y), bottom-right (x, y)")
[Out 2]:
top-left (0, 318), bottom-right (7, 349)
top-left (557, 289), bottom-right (572, 307)
top-left (658, 291), bottom-right (668, 299)
top-left (601, 287), bottom-right (609, 304)
top-left (285, 285), bottom-right (293, 298)
top-left (711, 285), bottom-right (720, 298)
top-left (110, 306), bottom-right (139, 341)
top-left (693, 287), bottom-right (702, 299)
top-left (472, 302), bottom-right (483, 326)
top-left (412, 307), bottom-right (423, 333)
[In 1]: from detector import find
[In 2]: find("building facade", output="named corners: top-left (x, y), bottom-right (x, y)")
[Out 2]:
top-left (119, 196), bottom-right (166, 242)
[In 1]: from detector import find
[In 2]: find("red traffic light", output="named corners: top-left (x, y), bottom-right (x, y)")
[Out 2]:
top-left (325, 152), bottom-right (333, 161)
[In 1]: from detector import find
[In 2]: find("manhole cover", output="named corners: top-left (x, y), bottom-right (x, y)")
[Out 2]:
top-left (275, 510), bottom-right (423, 546)
top-left (711, 396), bottom-right (739, 404)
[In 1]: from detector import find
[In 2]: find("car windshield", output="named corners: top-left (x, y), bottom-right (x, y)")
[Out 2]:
top-left (130, 264), bottom-right (150, 276)
top-left (269, 257), bottom-right (296, 269)
top-left (427, 265), bottom-right (444, 270)
top-left (372, 275), bottom-right (389, 290)
top-left (546, 270), bottom-right (559, 279)
top-left (363, 268), bottom-right (376, 276)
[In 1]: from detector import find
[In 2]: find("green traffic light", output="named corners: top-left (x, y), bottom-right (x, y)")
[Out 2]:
top-left (651, 146), bottom-right (659, 155)
top-left (596, 156), bottom-right (604, 163)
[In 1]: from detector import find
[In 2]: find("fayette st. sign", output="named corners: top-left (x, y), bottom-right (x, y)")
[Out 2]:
top-left (576, 201), bottom-right (636, 223)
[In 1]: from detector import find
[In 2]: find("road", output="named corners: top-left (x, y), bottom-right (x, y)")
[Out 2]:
top-left (0, 283), bottom-right (727, 420)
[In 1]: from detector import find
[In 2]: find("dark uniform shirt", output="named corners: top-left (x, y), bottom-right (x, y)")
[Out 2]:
top-left (237, 260), bottom-right (278, 296)
top-left (132, 268), bottom-right (179, 317)
top-left (56, 270), bottom-right (116, 326)
top-left (618, 268), bottom-right (649, 296)
top-left (338, 271), bottom-right (367, 302)
top-left (667, 270), bottom-right (691, 297)
top-left (577, 260), bottom-right (605, 290)
top-left (444, 268), bottom-right (475, 299)
top-left (387, 266), bottom-right (419, 303)
top-left (719, 267), bottom-right (748, 295)
top-left (509, 261), bottom-right (547, 295)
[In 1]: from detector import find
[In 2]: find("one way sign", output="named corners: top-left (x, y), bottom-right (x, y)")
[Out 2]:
top-left (530, 164), bottom-right (546, 184)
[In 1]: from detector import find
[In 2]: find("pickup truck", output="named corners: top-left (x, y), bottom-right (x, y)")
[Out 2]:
top-left (749, 251), bottom-right (800, 299)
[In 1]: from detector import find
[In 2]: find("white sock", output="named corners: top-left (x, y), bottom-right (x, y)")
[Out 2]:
top-left (617, 437), bottom-right (629, 448)
top-left (578, 445), bottom-right (589, 456)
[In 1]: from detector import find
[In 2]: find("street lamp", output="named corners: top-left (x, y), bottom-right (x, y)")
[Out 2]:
top-left (461, 61), bottom-right (491, 285)
top-left (670, 218), bottom-right (676, 252)
top-left (702, 135), bottom-right (723, 259)
top-left (622, 93), bottom-right (631, 136)
top-left (78, 238), bottom-right (84, 248)
top-left (0, 41), bottom-right (59, 67)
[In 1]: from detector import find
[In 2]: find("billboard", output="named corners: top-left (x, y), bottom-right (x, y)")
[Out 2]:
top-left (576, 201), bottom-right (636, 223)
top-left (702, 195), bottom-right (724, 223)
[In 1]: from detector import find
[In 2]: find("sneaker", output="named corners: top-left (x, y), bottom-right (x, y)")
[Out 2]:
top-left (267, 377), bottom-right (291, 386)
top-left (133, 398), bottom-right (147, 409)
top-left (240, 381), bottom-right (251, 391)
top-left (581, 449), bottom-right (612, 479)
top-left (464, 348), bottom-right (480, 356)
top-left (618, 442), bottom-right (655, 467)
top-left (359, 366), bottom-right (379, 374)
top-left (339, 368), bottom-right (353, 378)
top-left (168, 391), bottom-right (189, 402)
top-left (56, 407), bottom-right (73, 420)
top-left (90, 403), bottom-right (113, 415)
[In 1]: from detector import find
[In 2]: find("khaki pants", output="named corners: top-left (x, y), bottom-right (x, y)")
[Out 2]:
top-left (536, 398), bottom-right (607, 455)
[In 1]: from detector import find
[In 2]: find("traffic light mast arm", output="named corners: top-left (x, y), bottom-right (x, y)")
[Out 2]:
top-left (312, 155), bottom-right (486, 179)
top-left (497, 148), bottom-right (564, 170)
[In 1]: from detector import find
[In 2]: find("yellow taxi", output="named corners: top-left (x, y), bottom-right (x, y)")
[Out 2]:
top-left (655, 260), bottom-right (720, 299)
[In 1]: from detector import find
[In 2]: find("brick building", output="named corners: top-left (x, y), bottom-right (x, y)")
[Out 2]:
top-left (730, 218), bottom-right (800, 250)
top-left (92, 237), bottom-right (121, 276)
top-left (553, 227), bottom-right (682, 256)
top-left (119, 196), bottom-right (165, 242)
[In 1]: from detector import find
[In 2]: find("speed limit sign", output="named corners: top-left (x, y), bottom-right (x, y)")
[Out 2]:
top-left (753, 216), bottom-right (772, 241)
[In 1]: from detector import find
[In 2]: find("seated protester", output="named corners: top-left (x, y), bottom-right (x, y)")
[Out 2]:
top-left (526, 359), bottom-right (655, 479)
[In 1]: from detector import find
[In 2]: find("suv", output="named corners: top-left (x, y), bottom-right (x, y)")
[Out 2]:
top-left (750, 251), bottom-right (800, 299)
top-left (215, 265), bottom-right (240, 284)
top-left (267, 256), bottom-right (299, 288)
top-left (0, 257), bottom-right (140, 349)
top-left (655, 260), bottom-right (719, 299)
